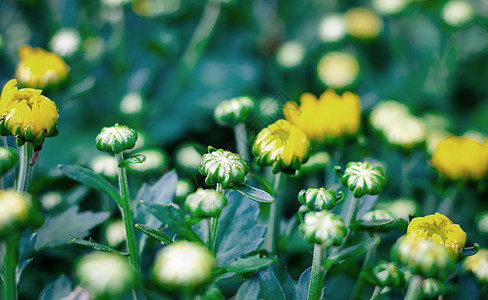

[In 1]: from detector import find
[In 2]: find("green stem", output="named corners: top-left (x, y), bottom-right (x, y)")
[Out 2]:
top-left (266, 172), bottom-right (283, 254)
top-left (405, 275), bottom-right (423, 300)
top-left (17, 143), bottom-right (34, 193)
top-left (346, 196), bottom-right (359, 227)
top-left (115, 153), bottom-right (141, 281)
top-left (2, 234), bottom-right (20, 300)
top-left (370, 286), bottom-right (382, 300)
top-left (210, 215), bottom-right (219, 254)
top-left (352, 240), bottom-right (378, 299)
top-left (234, 123), bottom-right (249, 161)
top-left (308, 243), bottom-right (325, 300)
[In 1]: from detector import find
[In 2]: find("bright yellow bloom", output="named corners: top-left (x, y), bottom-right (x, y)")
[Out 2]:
top-left (464, 248), bottom-right (488, 283)
top-left (16, 45), bottom-right (69, 89)
top-left (0, 79), bottom-right (59, 149)
top-left (344, 7), bottom-right (382, 40)
top-left (283, 89), bottom-right (360, 143)
top-left (407, 212), bottom-right (466, 256)
top-left (432, 135), bottom-right (488, 180)
top-left (252, 119), bottom-right (310, 174)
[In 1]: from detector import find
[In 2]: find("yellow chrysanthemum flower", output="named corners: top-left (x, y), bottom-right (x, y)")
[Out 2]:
top-left (0, 79), bottom-right (59, 149)
top-left (464, 248), bottom-right (488, 284)
top-left (283, 89), bottom-right (360, 143)
top-left (407, 212), bottom-right (467, 256)
top-left (16, 45), bottom-right (69, 89)
top-left (252, 119), bottom-right (310, 174)
top-left (432, 136), bottom-right (488, 181)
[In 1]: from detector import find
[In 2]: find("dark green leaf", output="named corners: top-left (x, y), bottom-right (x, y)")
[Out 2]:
top-left (323, 237), bottom-right (380, 269)
top-left (39, 274), bottom-right (73, 300)
top-left (215, 191), bottom-right (266, 265)
top-left (70, 236), bottom-right (129, 256)
top-left (356, 218), bottom-right (394, 228)
top-left (257, 263), bottom-right (296, 300)
top-left (118, 154), bottom-right (146, 168)
top-left (135, 224), bottom-right (173, 245)
top-left (295, 267), bottom-right (312, 300)
top-left (230, 184), bottom-right (274, 203)
top-left (235, 278), bottom-right (260, 300)
top-left (17, 231), bottom-right (37, 282)
top-left (225, 255), bottom-right (275, 274)
top-left (141, 202), bottom-right (202, 243)
top-left (35, 206), bottom-right (110, 251)
top-left (59, 165), bottom-right (121, 206)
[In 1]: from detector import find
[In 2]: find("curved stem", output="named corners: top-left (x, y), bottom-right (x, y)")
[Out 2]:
top-left (234, 123), bottom-right (249, 161)
top-left (115, 153), bottom-right (141, 283)
top-left (308, 243), bottom-right (325, 300)
top-left (405, 275), bottom-right (423, 300)
top-left (2, 234), bottom-right (20, 300)
top-left (17, 143), bottom-right (34, 193)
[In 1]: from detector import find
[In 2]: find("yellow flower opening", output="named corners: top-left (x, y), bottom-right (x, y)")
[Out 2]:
top-left (16, 45), bottom-right (69, 89)
top-left (252, 119), bottom-right (310, 174)
top-left (432, 135), bottom-right (488, 181)
top-left (283, 89), bottom-right (360, 143)
top-left (406, 212), bottom-right (467, 256)
top-left (0, 79), bottom-right (59, 148)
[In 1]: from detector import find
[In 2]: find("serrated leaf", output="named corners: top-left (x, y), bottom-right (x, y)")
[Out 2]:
top-left (225, 255), bottom-right (275, 274)
top-left (39, 274), bottom-right (73, 300)
top-left (35, 206), bottom-right (110, 251)
top-left (356, 218), bottom-right (394, 228)
top-left (230, 184), bottom-right (274, 203)
top-left (141, 202), bottom-right (202, 243)
top-left (135, 224), bottom-right (173, 245)
top-left (70, 236), bottom-right (129, 256)
top-left (118, 154), bottom-right (146, 168)
top-left (215, 191), bottom-right (266, 265)
top-left (59, 165), bottom-right (122, 206)
top-left (257, 263), bottom-right (296, 300)
top-left (323, 237), bottom-right (380, 269)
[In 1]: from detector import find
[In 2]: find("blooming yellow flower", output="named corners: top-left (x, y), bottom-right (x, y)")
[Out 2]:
top-left (407, 212), bottom-right (466, 256)
top-left (252, 119), bottom-right (310, 174)
top-left (432, 136), bottom-right (488, 180)
top-left (283, 89), bottom-right (360, 143)
top-left (16, 45), bottom-right (69, 89)
top-left (344, 7), bottom-right (382, 40)
top-left (464, 248), bottom-right (488, 284)
top-left (0, 79), bottom-right (59, 149)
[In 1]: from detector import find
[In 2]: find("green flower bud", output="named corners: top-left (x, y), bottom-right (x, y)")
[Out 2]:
top-left (298, 188), bottom-right (344, 211)
top-left (76, 252), bottom-right (135, 297)
top-left (419, 278), bottom-right (445, 299)
top-left (199, 147), bottom-right (249, 188)
top-left (335, 161), bottom-right (386, 198)
top-left (392, 236), bottom-right (455, 279)
top-left (300, 210), bottom-right (347, 246)
top-left (372, 261), bottom-right (404, 288)
top-left (214, 96), bottom-right (254, 127)
top-left (96, 123), bottom-right (137, 154)
top-left (0, 189), bottom-right (42, 238)
top-left (153, 241), bottom-right (215, 289)
top-left (184, 188), bottom-right (227, 219)
top-left (359, 209), bottom-right (395, 233)
top-left (0, 146), bottom-right (18, 176)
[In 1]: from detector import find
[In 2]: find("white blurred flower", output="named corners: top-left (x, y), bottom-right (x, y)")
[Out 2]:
top-left (176, 179), bottom-right (193, 199)
top-left (373, 0), bottom-right (408, 15)
top-left (49, 28), bottom-right (81, 58)
top-left (318, 14), bottom-right (346, 43)
top-left (175, 144), bottom-right (202, 173)
top-left (378, 198), bottom-right (418, 221)
top-left (442, 1), bottom-right (474, 27)
top-left (40, 191), bottom-right (63, 210)
top-left (120, 92), bottom-right (144, 115)
top-left (370, 101), bottom-right (410, 132)
top-left (425, 130), bottom-right (450, 155)
top-left (317, 52), bottom-right (360, 89)
top-left (90, 154), bottom-right (117, 179)
top-left (275, 40), bottom-right (306, 69)
top-left (128, 149), bottom-right (168, 174)
top-left (383, 116), bottom-right (426, 148)
top-left (105, 219), bottom-right (126, 247)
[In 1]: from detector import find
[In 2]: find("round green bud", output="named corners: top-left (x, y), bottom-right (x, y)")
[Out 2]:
top-left (298, 188), bottom-right (344, 211)
top-left (76, 252), bottom-right (135, 297)
top-left (199, 147), bottom-right (249, 188)
top-left (184, 188), bottom-right (227, 219)
top-left (214, 96), bottom-right (254, 127)
top-left (335, 161), bottom-right (386, 198)
top-left (96, 123), bottom-right (137, 154)
top-left (153, 241), bottom-right (215, 289)
top-left (0, 147), bottom-right (18, 176)
top-left (392, 236), bottom-right (455, 279)
top-left (419, 278), bottom-right (446, 299)
top-left (300, 210), bottom-right (347, 246)
top-left (358, 209), bottom-right (395, 233)
top-left (372, 261), bottom-right (404, 288)
top-left (0, 189), bottom-right (42, 238)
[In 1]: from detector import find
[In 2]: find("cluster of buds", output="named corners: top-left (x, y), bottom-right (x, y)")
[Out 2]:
top-left (335, 161), bottom-right (386, 198)
top-left (199, 147), bottom-right (249, 188)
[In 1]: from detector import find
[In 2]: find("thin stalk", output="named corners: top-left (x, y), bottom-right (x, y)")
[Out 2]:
top-left (405, 275), bottom-right (423, 300)
top-left (208, 183), bottom-right (223, 254)
top-left (115, 153), bottom-right (140, 277)
top-left (234, 123), bottom-right (249, 161)
top-left (206, 218), bottom-right (212, 250)
top-left (308, 243), bottom-right (325, 300)
top-left (352, 239), bottom-right (378, 299)
top-left (2, 234), bottom-right (20, 300)
top-left (370, 286), bottom-right (382, 300)
top-left (17, 143), bottom-right (34, 193)
top-left (266, 172), bottom-right (283, 254)
top-left (346, 196), bottom-right (360, 227)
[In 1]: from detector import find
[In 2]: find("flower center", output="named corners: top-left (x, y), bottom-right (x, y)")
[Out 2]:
top-left (272, 129), bottom-right (290, 144)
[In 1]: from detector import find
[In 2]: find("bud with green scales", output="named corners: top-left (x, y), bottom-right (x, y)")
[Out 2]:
top-left (371, 261), bottom-right (404, 288)
top-left (96, 123), bottom-right (137, 154)
top-left (214, 96), bottom-right (254, 127)
top-left (199, 147), bottom-right (249, 188)
top-left (419, 278), bottom-right (446, 298)
top-left (298, 188), bottom-right (344, 211)
top-left (300, 210), bottom-right (347, 246)
top-left (335, 161), bottom-right (386, 198)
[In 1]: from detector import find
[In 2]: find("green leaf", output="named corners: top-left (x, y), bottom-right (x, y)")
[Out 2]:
top-left (256, 263), bottom-right (296, 300)
top-left (135, 224), bottom-right (173, 245)
top-left (17, 230), bottom-right (37, 282)
top-left (35, 206), bottom-right (110, 251)
top-left (141, 202), bottom-right (202, 243)
top-left (462, 243), bottom-right (480, 257)
top-left (295, 267), bottom-right (312, 299)
top-left (230, 184), bottom-right (274, 203)
top-left (356, 218), bottom-right (394, 228)
top-left (59, 165), bottom-right (122, 206)
top-left (235, 278), bottom-right (260, 300)
top-left (39, 274), bottom-right (73, 300)
top-left (70, 236), bottom-right (129, 256)
top-left (118, 154), bottom-right (146, 168)
top-left (215, 191), bottom-right (266, 265)
top-left (225, 255), bottom-right (275, 274)
top-left (323, 237), bottom-right (380, 269)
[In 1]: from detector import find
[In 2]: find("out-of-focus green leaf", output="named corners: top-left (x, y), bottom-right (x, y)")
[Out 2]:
top-left (323, 237), bottom-right (380, 269)
top-left (17, 230), bottom-right (37, 282)
top-left (39, 274), bottom-right (72, 300)
top-left (230, 184), bottom-right (274, 203)
top-left (69, 236), bottom-right (129, 256)
top-left (135, 224), bottom-right (173, 245)
top-left (225, 255), bottom-right (275, 274)
top-left (256, 263), bottom-right (296, 300)
top-left (235, 277), bottom-right (260, 300)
